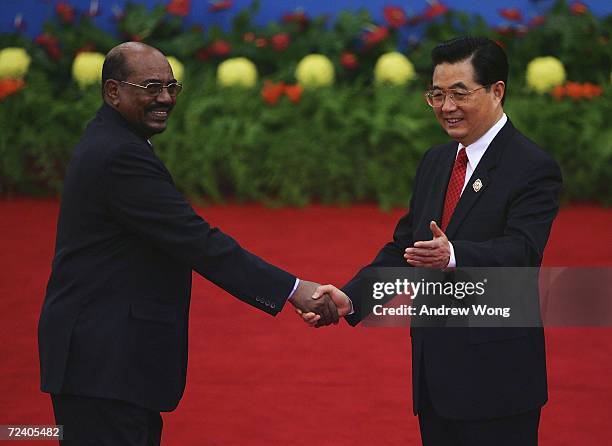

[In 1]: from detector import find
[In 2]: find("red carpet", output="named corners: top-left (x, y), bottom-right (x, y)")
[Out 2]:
top-left (0, 199), bottom-right (610, 445)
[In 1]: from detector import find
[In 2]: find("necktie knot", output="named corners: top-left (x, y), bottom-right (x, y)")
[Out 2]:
top-left (456, 146), bottom-right (468, 166)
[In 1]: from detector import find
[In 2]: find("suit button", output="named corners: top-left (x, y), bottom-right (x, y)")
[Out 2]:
top-left (265, 300), bottom-right (270, 306)
top-left (271, 303), bottom-right (276, 309)
top-left (256, 297), bottom-right (261, 303)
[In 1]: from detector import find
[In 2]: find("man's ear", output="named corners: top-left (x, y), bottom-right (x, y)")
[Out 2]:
top-left (104, 79), bottom-right (120, 107)
top-left (492, 81), bottom-right (505, 103)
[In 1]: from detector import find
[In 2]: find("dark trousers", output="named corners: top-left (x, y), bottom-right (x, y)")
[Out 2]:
top-left (51, 394), bottom-right (163, 446)
top-left (417, 373), bottom-right (541, 446)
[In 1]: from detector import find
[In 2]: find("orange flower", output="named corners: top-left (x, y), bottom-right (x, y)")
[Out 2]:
top-left (499, 8), bottom-right (523, 22)
top-left (208, 40), bottom-right (231, 57)
top-left (340, 52), bottom-right (358, 69)
top-left (383, 6), bottom-right (408, 28)
top-left (570, 1), bottom-right (588, 15)
top-left (271, 33), bottom-right (291, 52)
top-left (422, 1), bottom-right (448, 20)
top-left (363, 26), bottom-right (389, 48)
top-left (565, 81), bottom-right (584, 100)
top-left (261, 81), bottom-right (285, 105)
top-left (551, 85), bottom-right (566, 100)
top-left (549, 82), bottom-right (604, 101)
top-left (56, 2), bottom-right (75, 24)
top-left (528, 15), bottom-right (546, 27)
top-left (35, 33), bottom-right (61, 60)
top-left (582, 82), bottom-right (603, 99)
top-left (167, 0), bottom-right (190, 16)
top-left (0, 78), bottom-right (25, 101)
top-left (283, 84), bottom-right (303, 103)
top-left (209, 0), bottom-right (233, 13)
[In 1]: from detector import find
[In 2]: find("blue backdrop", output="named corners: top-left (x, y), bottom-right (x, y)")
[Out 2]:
top-left (1, 0), bottom-right (610, 38)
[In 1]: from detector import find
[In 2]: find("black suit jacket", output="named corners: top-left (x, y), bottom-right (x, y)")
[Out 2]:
top-left (39, 104), bottom-right (296, 412)
top-left (344, 119), bottom-right (562, 420)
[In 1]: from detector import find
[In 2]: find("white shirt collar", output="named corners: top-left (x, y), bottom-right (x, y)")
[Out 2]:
top-left (457, 113), bottom-right (508, 169)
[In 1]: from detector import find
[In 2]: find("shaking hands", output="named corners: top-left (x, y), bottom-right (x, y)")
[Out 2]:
top-left (292, 283), bottom-right (352, 328)
top-left (292, 221), bottom-right (450, 327)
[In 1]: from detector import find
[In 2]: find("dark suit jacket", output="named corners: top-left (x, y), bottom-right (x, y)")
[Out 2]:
top-left (344, 119), bottom-right (562, 420)
top-left (39, 104), bottom-right (296, 412)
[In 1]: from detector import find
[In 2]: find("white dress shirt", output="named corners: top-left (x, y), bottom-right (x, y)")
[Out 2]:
top-left (447, 113), bottom-right (508, 267)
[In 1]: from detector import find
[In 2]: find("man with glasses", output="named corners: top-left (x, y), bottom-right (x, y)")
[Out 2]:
top-left (300, 36), bottom-right (562, 445)
top-left (38, 42), bottom-right (341, 445)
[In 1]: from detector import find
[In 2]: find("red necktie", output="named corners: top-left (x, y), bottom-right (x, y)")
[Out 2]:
top-left (441, 147), bottom-right (468, 231)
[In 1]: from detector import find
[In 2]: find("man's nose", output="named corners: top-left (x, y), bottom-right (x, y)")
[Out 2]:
top-left (441, 93), bottom-right (457, 112)
top-left (156, 87), bottom-right (174, 104)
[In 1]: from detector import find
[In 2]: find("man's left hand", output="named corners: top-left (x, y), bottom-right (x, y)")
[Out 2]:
top-left (404, 221), bottom-right (451, 269)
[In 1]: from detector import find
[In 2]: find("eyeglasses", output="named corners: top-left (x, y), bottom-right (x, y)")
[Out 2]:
top-left (425, 85), bottom-right (489, 107)
top-left (118, 80), bottom-right (183, 97)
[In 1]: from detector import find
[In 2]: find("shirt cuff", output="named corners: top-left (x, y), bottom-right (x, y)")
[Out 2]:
top-left (346, 296), bottom-right (355, 315)
top-left (287, 278), bottom-right (300, 301)
top-left (447, 241), bottom-right (456, 268)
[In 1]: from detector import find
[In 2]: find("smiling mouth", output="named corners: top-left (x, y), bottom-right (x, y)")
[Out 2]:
top-left (445, 117), bottom-right (463, 126)
top-left (148, 109), bottom-right (170, 121)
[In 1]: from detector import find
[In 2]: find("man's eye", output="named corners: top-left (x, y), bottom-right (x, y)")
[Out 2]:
top-left (145, 83), bottom-right (162, 91)
top-left (432, 92), bottom-right (445, 99)
top-left (452, 91), bottom-right (468, 98)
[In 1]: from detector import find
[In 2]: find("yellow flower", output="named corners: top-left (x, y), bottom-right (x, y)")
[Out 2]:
top-left (374, 52), bottom-right (415, 85)
top-left (295, 54), bottom-right (335, 88)
top-left (0, 47), bottom-right (31, 78)
top-left (167, 56), bottom-right (184, 82)
top-left (217, 57), bottom-right (258, 88)
top-left (526, 57), bottom-right (566, 93)
top-left (72, 52), bottom-right (105, 89)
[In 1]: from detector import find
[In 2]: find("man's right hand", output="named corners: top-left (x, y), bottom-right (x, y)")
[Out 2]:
top-left (296, 284), bottom-right (352, 327)
top-left (289, 280), bottom-right (339, 326)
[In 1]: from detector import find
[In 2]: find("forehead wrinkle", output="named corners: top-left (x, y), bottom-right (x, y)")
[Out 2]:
top-left (127, 63), bottom-right (173, 83)
top-left (432, 82), bottom-right (469, 90)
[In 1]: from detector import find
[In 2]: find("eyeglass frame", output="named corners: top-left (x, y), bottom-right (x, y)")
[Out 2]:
top-left (117, 80), bottom-right (183, 97)
top-left (425, 84), bottom-right (491, 108)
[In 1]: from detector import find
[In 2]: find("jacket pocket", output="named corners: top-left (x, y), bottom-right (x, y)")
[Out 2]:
top-left (130, 301), bottom-right (177, 324)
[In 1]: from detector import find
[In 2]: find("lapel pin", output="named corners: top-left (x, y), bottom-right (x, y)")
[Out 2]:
top-left (472, 178), bottom-right (483, 192)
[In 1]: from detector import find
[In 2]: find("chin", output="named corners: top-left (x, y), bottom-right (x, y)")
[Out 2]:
top-left (146, 123), bottom-right (168, 135)
top-left (445, 128), bottom-right (466, 141)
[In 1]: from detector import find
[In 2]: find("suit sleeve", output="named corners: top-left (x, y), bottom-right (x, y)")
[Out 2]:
top-left (452, 156), bottom-right (562, 267)
top-left (103, 143), bottom-right (296, 315)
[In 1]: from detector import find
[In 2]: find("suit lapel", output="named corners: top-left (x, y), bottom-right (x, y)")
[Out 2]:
top-left (444, 120), bottom-right (514, 239)
top-left (421, 143), bottom-right (456, 235)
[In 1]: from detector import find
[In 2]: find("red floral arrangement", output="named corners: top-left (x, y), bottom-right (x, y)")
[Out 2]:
top-left (261, 81), bottom-right (304, 105)
top-left (0, 78), bottom-right (26, 101)
top-left (551, 82), bottom-right (603, 100)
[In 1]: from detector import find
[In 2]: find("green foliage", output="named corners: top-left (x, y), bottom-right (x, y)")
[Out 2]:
top-left (507, 94), bottom-right (612, 204)
top-left (501, 1), bottom-right (611, 86)
top-left (2, 71), bottom-right (609, 207)
top-left (0, 0), bottom-right (610, 206)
